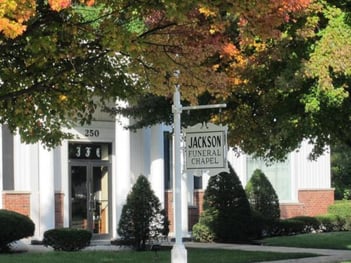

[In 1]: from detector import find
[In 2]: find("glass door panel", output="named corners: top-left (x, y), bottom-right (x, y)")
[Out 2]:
top-left (71, 166), bottom-right (88, 230)
top-left (91, 166), bottom-right (109, 234)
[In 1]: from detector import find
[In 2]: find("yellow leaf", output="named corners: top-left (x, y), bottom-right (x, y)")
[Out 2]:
top-left (199, 6), bottom-right (216, 18)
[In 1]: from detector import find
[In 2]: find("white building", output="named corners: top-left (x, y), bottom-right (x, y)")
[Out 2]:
top-left (0, 110), bottom-right (334, 241)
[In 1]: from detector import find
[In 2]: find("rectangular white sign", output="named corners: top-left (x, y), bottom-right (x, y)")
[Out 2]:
top-left (185, 129), bottom-right (226, 170)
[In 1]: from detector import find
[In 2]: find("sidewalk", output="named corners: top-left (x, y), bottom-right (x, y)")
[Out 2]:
top-left (12, 240), bottom-right (351, 263)
top-left (185, 242), bottom-right (351, 263)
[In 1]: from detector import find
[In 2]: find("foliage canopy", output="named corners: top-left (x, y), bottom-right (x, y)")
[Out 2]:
top-left (2, 1), bottom-right (351, 162)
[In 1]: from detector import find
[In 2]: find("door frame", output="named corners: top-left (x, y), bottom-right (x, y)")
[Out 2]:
top-left (69, 161), bottom-right (112, 239)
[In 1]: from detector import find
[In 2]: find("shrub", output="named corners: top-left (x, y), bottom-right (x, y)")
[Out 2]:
top-left (249, 210), bottom-right (277, 238)
top-left (43, 228), bottom-right (92, 251)
top-left (272, 219), bottom-right (305, 236)
top-left (193, 164), bottom-right (252, 243)
top-left (245, 169), bottom-right (280, 220)
top-left (328, 201), bottom-right (351, 218)
top-left (290, 216), bottom-right (321, 233)
top-left (0, 209), bottom-right (35, 252)
top-left (117, 175), bottom-right (169, 251)
top-left (316, 214), bottom-right (346, 232)
top-left (192, 213), bottom-right (215, 242)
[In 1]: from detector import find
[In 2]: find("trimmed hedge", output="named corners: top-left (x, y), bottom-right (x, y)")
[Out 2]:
top-left (43, 228), bottom-right (92, 251)
top-left (328, 201), bottom-right (351, 218)
top-left (290, 216), bottom-right (320, 233)
top-left (315, 214), bottom-right (347, 232)
top-left (0, 209), bottom-right (35, 252)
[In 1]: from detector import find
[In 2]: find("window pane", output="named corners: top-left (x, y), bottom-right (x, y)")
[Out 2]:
top-left (246, 156), bottom-right (291, 201)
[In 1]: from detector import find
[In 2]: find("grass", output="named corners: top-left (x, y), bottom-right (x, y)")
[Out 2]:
top-left (6, 231), bottom-right (351, 263)
top-left (261, 231), bottom-right (351, 250)
top-left (0, 248), bottom-right (317, 263)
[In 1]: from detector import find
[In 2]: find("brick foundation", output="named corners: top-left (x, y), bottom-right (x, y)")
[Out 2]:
top-left (274, 189), bottom-right (334, 219)
top-left (2, 192), bottom-right (31, 217)
top-left (298, 189), bottom-right (334, 216)
top-left (165, 191), bottom-right (174, 232)
top-left (55, 193), bottom-right (64, 228)
top-left (280, 203), bottom-right (304, 218)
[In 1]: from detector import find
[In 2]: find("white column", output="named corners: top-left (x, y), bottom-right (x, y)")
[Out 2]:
top-left (149, 125), bottom-right (165, 206)
top-left (114, 108), bottom-right (131, 238)
top-left (0, 125), bottom-right (2, 208)
top-left (60, 142), bottom-right (70, 227)
top-left (38, 145), bottom-right (55, 237)
top-left (13, 137), bottom-right (31, 191)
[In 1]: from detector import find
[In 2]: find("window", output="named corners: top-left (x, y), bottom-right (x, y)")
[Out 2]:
top-left (69, 142), bottom-right (112, 161)
top-left (163, 131), bottom-right (173, 190)
top-left (194, 176), bottom-right (203, 190)
top-left (2, 125), bottom-right (14, 190)
top-left (246, 156), bottom-right (291, 201)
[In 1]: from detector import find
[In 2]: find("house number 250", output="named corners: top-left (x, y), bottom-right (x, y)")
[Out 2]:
top-left (85, 129), bottom-right (100, 137)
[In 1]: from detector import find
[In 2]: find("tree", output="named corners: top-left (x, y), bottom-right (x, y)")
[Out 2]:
top-left (192, 164), bottom-right (252, 242)
top-left (245, 169), bottom-right (280, 220)
top-left (1, 0), bottom-right (312, 148)
top-left (117, 175), bottom-right (168, 251)
top-left (215, 0), bottom-right (351, 160)
top-left (117, 0), bottom-right (351, 161)
top-left (331, 143), bottom-right (351, 200)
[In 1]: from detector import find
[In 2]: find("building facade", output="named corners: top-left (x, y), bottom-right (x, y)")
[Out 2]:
top-left (0, 112), bottom-right (334, 241)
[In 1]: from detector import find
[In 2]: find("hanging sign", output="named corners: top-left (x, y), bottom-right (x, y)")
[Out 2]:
top-left (184, 122), bottom-right (228, 176)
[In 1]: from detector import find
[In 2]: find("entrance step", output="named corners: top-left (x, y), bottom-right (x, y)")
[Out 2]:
top-left (90, 239), bottom-right (111, 246)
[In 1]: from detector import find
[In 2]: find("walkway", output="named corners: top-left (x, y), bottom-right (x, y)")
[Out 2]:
top-left (185, 242), bottom-right (351, 263)
top-left (12, 240), bottom-right (351, 263)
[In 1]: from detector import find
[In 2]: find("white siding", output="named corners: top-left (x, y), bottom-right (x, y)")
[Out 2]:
top-left (293, 140), bottom-right (331, 189)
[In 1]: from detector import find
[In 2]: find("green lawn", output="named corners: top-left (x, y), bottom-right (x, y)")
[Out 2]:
top-left (5, 231), bottom-right (351, 263)
top-left (261, 231), bottom-right (351, 250)
top-left (0, 248), bottom-right (316, 263)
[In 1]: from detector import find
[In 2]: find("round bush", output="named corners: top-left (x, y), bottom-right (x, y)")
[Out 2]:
top-left (0, 209), bottom-right (35, 252)
top-left (43, 228), bottom-right (92, 251)
top-left (245, 169), bottom-right (280, 220)
top-left (192, 209), bottom-right (216, 242)
top-left (117, 175), bottom-right (169, 251)
top-left (195, 164), bottom-right (252, 243)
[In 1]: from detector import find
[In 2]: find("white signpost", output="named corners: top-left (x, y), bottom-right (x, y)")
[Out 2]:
top-left (171, 83), bottom-right (227, 263)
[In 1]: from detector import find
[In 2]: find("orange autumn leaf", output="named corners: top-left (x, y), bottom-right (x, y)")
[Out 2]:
top-left (48, 0), bottom-right (71, 12)
top-left (0, 0), bottom-right (35, 38)
top-left (222, 43), bottom-right (239, 57)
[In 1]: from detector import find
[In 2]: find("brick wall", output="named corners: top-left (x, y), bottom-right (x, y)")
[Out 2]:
top-left (280, 203), bottom-right (304, 218)
top-left (298, 189), bottom-right (334, 216)
top-left (55, 193), bottom-right (64, 228)
top-left (165, 191), bottom-right (174, 232)
top-left (2, 192), bottom-right (31, 217)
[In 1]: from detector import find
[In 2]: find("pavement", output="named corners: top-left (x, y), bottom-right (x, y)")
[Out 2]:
top-left (9, 240), bottom-right (351, 263)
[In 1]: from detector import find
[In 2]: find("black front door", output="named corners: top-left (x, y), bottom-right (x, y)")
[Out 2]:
top-left (70, 164), bottom-right (110, 235)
